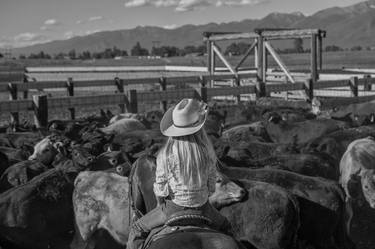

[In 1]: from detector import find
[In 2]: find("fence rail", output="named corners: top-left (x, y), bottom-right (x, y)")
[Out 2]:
top-left (0, 72), bottom-right (374, 129)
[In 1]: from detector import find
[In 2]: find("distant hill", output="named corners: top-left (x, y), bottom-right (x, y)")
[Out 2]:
top-left (13, 0), bottom-right (375, 56)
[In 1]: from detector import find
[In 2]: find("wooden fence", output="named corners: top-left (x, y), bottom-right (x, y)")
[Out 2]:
top-left (0, 72), bottom-right (374, 128)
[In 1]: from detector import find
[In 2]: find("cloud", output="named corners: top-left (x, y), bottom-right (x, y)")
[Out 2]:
top-left (88, 16), bottom-right (103, 21)
top-left (85, 29), bottom-right (102, 35)
top-left (14, 33), bottom-right (44, 42)
top-left (216, 0), bottom-right (268, 6)
top-left (64, 31), bottom-right (75, 39)
top-left (163, 24), bottom-right (178, 29)
top-left (44, 19), bottom-right (60, 26)
top-left (175, 0), bottom-right (211, 11)
top-left (123, 0), bottom-right (266, 11)
top-left (125, 0), bottom-right (148, 7)
top-left (76, 20), bottom-right (83, 24)
top-left (0, 32), bottom-right (50, 48)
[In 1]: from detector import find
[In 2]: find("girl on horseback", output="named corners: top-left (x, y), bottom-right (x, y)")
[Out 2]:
top-left (127, 98), bottom-right (231, 249)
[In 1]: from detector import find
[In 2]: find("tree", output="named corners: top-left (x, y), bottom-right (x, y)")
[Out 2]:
top-left (79, 51), bottom-right (91, 60)
top-left (225, 43), bottom-right (240, 56)
top-left (350, 46), bottom-right (362, 51)
top-left (325, 45), bottom-right (343, 52)
top-left (68, 49), bottom-right (76, 59)
top-left (54, 52), bottom-right (66, 59)
top-left (131, 42), bottom-right (149, 56)
top-left (19, 54), bottom-right (26, 59)
top-left (0, 53), bottom-right (3, 58)
top-left (293, 38), bottom-right (304, 53)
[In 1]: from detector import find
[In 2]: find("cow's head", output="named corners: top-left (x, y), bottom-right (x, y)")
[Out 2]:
top-left (209, 172), bottom-right (246, 209)
top-left (71, 146), bottom-right (95, 170)
top-left (92, 151), bottom-right (132, 175)
top-left (28, 136), bottom-right (58, 165)
top-left (361, 169), bottom-right (375, 208)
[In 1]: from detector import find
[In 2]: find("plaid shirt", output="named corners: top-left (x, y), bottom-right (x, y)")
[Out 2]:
top-left (153, 155), bottom-right (216, 208)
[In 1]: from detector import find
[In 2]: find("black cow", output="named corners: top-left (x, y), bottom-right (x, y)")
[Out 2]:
top-left (219, 165), bottom-right (354, 249)
top-left (0, 168), bottom-right (77, 249)
top-left (266, 117), bottom-right (350, 144)
top-left (91, 151), bottom-right (132, 176)
top-left (0, 151), bottom-right (9, 176)
top-left (223, 153), bottom-right (338, 180)
top-left (0, 160), bottom-right (49, 193)
top-left (330, 101), bottom-right (375, 126)
top-left (0, 146), bottom-right (32, 165)
top-left (302, 125), bottom-right (375, 161)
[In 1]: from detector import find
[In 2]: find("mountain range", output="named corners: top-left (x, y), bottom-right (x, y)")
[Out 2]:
top-left (13, 0), bottom-right (375, 56)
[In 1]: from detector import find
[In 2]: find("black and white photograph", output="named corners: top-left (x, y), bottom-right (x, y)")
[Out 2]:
top-left (1, 0), bottom-right (375, 248)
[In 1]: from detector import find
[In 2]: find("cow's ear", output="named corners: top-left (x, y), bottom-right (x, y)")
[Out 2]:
top-left (106, 109), bottom-right (114, 118)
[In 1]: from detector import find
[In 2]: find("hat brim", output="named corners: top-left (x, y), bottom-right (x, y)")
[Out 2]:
top-left (160, 106), bottom-right (207, 137)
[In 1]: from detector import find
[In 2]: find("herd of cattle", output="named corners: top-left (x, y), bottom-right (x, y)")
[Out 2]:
top-left (1, 98), bottom-right (375, 249)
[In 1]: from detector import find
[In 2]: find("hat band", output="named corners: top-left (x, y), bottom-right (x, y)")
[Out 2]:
top-left (173, 118), bottom-right (201, 128)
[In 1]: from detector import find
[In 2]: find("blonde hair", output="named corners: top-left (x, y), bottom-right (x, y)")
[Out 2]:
top-left (156, 129), bottom-right (217, 186)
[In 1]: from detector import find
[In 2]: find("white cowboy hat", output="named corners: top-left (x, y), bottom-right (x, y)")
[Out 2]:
top-left (160, 98), bottom-right (208, 137)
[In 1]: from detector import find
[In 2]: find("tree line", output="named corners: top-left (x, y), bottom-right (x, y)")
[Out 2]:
top-left (16, 40), bottom-right (374, 60)
top-left (17, 42), bottom-right (207, 60)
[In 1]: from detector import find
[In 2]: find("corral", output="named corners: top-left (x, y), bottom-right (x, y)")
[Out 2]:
top-left (1, 28), bottom-right (375, 249)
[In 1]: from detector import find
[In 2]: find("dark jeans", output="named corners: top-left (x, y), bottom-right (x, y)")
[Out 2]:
top-left (127, 200), bottom-right (231, 249)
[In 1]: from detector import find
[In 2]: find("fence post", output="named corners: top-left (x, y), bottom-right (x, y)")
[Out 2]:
top-left (159, 77), bottom-right (167, 112)
top-left (311, 34), bottom-right (318, 83)
top-left (304, 78), bottom-right (314, 102)
top-left (364, 75), bottom-right (372, 91)
top-left (66, 77), bottom-right (75, 119)
top-left (199, 76), bottom-right (208, 103)
top-left (115, 77), bottom-right (125, 113)
top-left (255, 81), bottom-right (266, 99)
top-left (349, 77), bottom-right (358, 97)
top-left (33, 95), bottom-right (48, 129)
top-left (23, 74), bottom-right (28, 99)
top-left (127, 89), bottom-right (138, 113)
top-left (235, 76), bottom-right (241, 103)
top-left (8, 83), bottom-right (19, 129)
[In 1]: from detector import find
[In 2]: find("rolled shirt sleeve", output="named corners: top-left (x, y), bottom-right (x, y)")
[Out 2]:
top-left (153, 162), bottom-right (169, 197)
top-left (208, 163), bottom-right (217, 195)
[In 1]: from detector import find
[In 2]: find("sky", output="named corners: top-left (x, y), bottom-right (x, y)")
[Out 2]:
top-left (0, 0), bottom-right (366, 48)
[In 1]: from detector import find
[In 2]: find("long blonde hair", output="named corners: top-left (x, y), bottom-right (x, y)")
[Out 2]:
top-left (156, 129), bottom-right (217, 186)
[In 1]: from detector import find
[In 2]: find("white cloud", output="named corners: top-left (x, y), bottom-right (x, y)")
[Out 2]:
top-left (163, 24), bottom-right (178, 29)
top-left (44, 19), bottom-right (60, 26)
top-left (216, 0), bottom-right (265, 6)
top-left (88, 16), bottom-right (103, 21)
top-left (64, 31), bottom-right (75, 39)
top-left (14, 33), bottom-right (42, 42)
top-left (40, 26), bottom-right (48, 31)
top-left (124, 0), bottom-right (266, 11)
top-left (85, 29), bottom-right (102, 35)
top-left (1, 32), bottom-right (50, 48)
top-left (76, 20), bottom-right (83, 24)
top-left (175, 0), bottom-right (210, 11)
top-left (125, 0), bottom-right (148, 7)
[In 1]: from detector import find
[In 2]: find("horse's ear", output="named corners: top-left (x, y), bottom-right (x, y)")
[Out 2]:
top-left (347, 173), bottom-right (362, 199)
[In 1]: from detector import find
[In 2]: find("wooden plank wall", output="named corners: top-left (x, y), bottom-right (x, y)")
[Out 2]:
top-left (0, 73), bottom-right (374, 128)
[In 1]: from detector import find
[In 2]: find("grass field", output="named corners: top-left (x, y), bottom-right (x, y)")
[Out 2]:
top-left (1, 50), bottom-right (375, 72)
